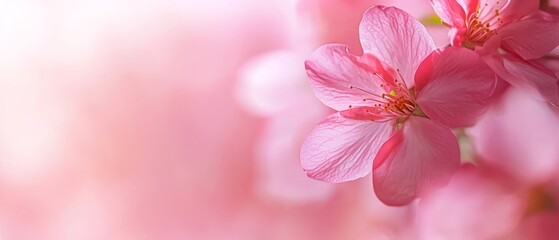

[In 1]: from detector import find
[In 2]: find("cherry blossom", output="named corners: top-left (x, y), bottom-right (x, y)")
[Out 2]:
top-left (301, 6), bottom-right (496, 205)
top-left (430, 0), bottom-right (559, 106)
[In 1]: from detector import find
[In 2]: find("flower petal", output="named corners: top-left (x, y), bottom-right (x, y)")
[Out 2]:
top-left (429, 0), bottom-right (467, 27)
top-left (415, 47), bottom-right (497, 128)
top-left (490, 0), bottom-right (539, 24)
top-left (340, 106), bottom-right (394, 122)
top-left (301, 112), bottom-right (393, 183)
top-left (359, 6), bottom-right (436, 86)
top-left (455, 0), bottom-right (479, 16)
top-left (372, 116), bottom-right (460, 206)
top-left (500, 11), bottom-right (559, 60)
top-left (482, 53), bottom-right (559, 107)
top-left (305, 44), bottom-right (385, 111)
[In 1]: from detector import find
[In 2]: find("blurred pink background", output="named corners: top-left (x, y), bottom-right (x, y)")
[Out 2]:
top-left (1, 0), bottom-right (558, 239)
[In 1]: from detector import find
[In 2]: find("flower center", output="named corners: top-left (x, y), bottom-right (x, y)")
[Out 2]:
top-left (378, 88), bottom-right (415, 117)
top-left (465, 1), bottom-right (505, 46)
top-left (349, 69), bottom-right (416, 119)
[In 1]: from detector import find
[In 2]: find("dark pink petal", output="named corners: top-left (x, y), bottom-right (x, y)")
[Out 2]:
top-left (482, 53), bottom-right (559, 107)
top-left (474, 32), bottom-right (502, 55)
top-left (415, 47), bottom-right (497, 128)
top-left (429, 0), bottom-right (467, 27)
top-left (500, 11), bottom-right (559, 60)
top-left (448, 27), bottom-right (467, 46)
top-left (359, 6), bottom-right (436, 86)
top-left (301, 113), bottom-right (393, 183)
top-left (514, 213), bottom-right (559, 240)
top-left (372, 116), bottom-right (460, 206)
top-left (305, 44), bottom-right (385, 111)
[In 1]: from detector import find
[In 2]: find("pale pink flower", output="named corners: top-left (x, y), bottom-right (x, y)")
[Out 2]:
top-left (468, 88), bottom-right (559, 185)
top-left (301, 6), bottom-right (496, 205)
top-left (430, 0), bottom-right (559, 105)
top-left (415, 165), bottom-right (526, 240)
top-left (415, 163), bottom-right (559, 240)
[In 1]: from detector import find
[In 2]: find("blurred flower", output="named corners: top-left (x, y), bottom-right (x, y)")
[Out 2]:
top-left (236, 50), bottom-right (334, 203)
top-left (414, 140), bottom-right (559, 240)
top-left (414, 165), bottom-right (526, 240)
top-left (301, 6), bottom-right (496, 205)
top-left (468, 88), bottom-right (559, 185)
top-left (446, 86), bottom-right (559, 239)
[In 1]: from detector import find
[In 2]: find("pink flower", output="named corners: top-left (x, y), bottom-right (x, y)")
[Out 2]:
top-left (301, 6), bottom-right (496, 205)
top-left (430, 0), bottom-right (559, 105)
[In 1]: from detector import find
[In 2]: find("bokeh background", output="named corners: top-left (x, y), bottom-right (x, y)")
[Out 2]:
top-left (1, 0), bottom-right (558, 239)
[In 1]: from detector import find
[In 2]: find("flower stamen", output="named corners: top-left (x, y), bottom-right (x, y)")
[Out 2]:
top-left (465, 1), bottom-right (505, 46)
top-left (347, 67), bottom-right (417, 120)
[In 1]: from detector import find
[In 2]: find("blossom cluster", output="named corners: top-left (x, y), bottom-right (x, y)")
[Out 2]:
top-left (301, 0), bottom-right (559, 209)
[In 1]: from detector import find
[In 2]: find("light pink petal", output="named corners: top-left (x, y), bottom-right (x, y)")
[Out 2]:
top-left (482, 53), bottom-right (559, 106)
top-left (372, 116), bottom-right (460, 206)
top-left (305, 44), bottom-right (385, 111)
top-left (359, 6), bottom-right (436, 85)
top-left (415, 47), bottom-right (497, 128)
top-left (301, 113), bottom-right (393, 183)
top-left (427, 25), bottom-right (454, 48)
top-left (490, 0), bottom-right (539, 24)
top-left (429, 0), bottom-right (467, 27)
top-left (448, 27), bottom-right (466, 46)
top-left (340, 106), bottom-right (394, 122)
top-left (456, 0), bottom-right (479, 16)
top-left (500, 11), bottom-right (559, 60)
